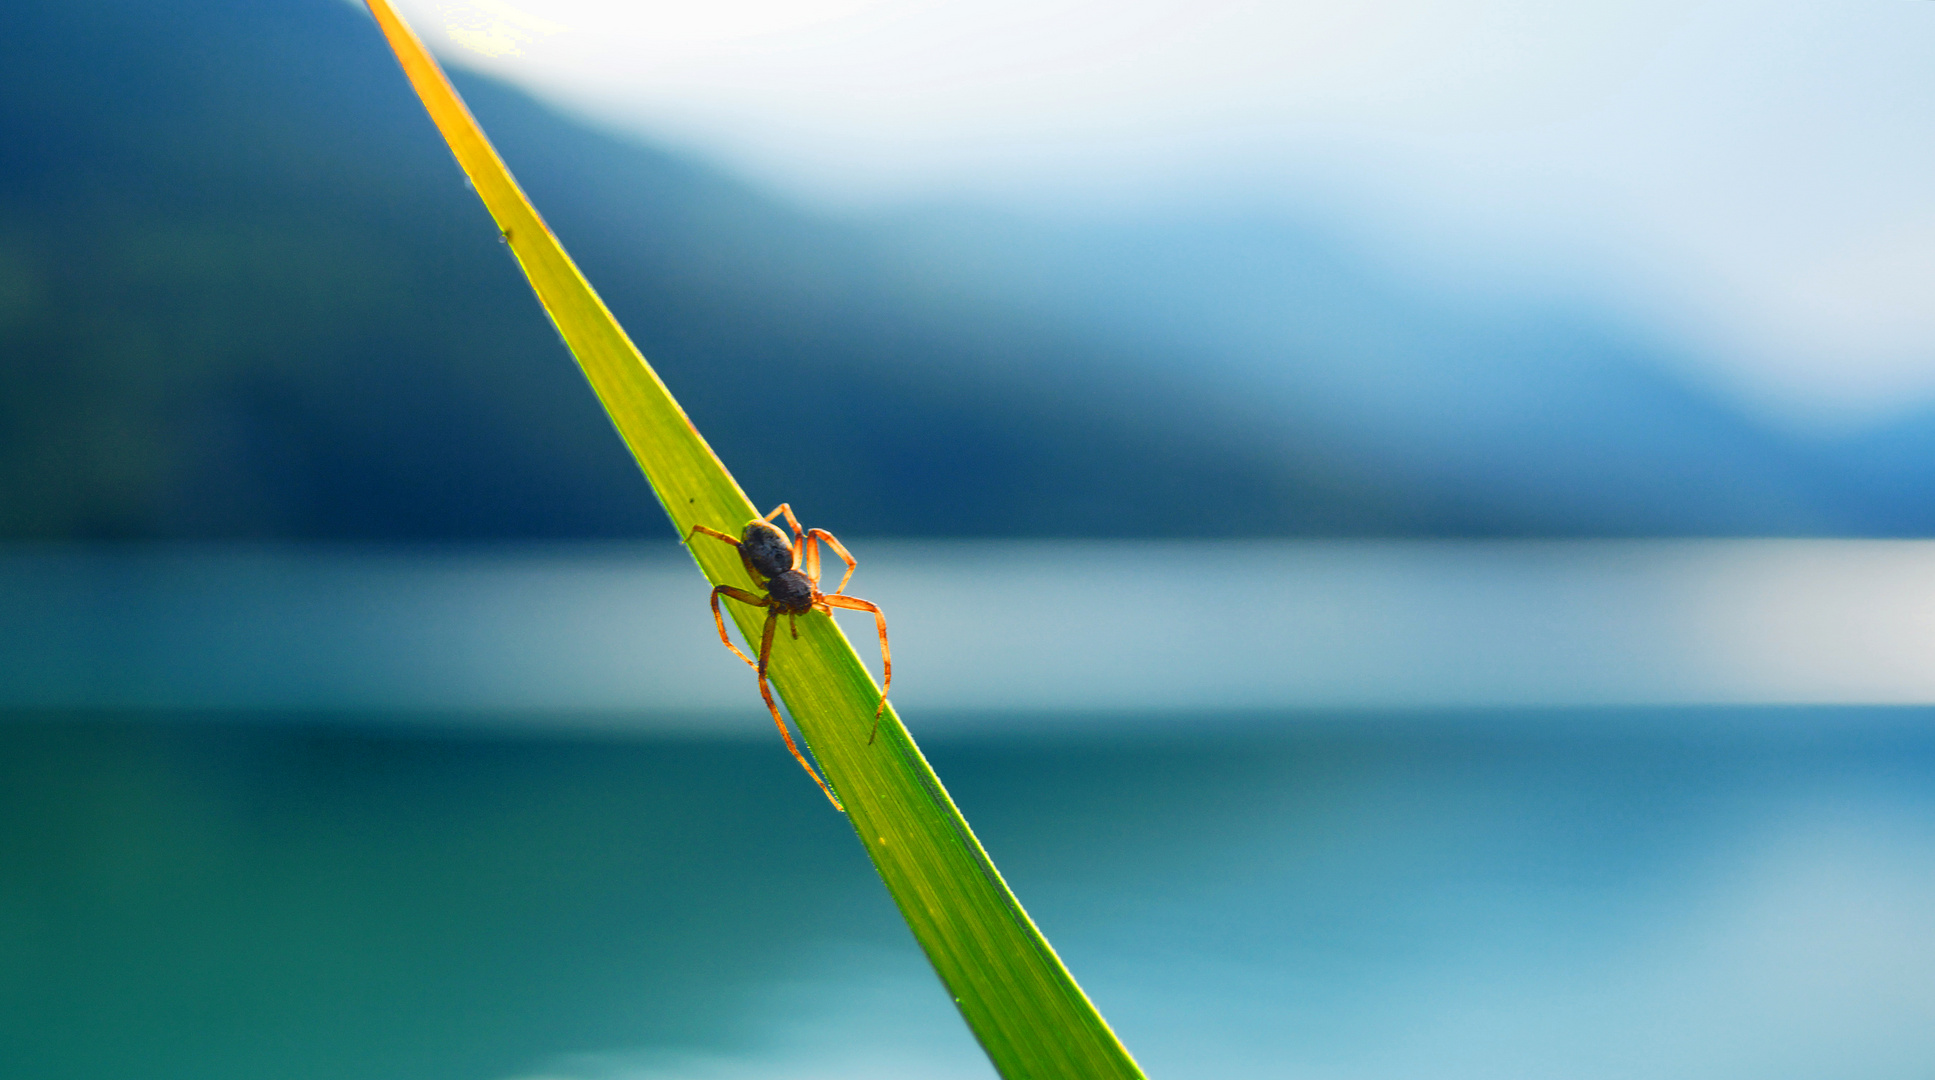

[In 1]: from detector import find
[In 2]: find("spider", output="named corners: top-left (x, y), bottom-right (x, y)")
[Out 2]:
top-left (687, 504), bottom-right (891, 812)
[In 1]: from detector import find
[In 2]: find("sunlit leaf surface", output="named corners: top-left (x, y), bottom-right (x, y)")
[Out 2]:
top-left (359, 3), bottom-right (1145, 1076)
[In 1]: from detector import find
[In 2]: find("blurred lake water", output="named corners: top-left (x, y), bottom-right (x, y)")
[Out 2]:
top-left (2, 543), bottom-right (1933, 1079)
top-left (3, 713), bottom-right (1930, 1080)
top-left (9, 540), bottom-right (1935, 717)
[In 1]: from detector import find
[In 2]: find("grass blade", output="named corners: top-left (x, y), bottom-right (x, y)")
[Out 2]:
top-left (358, 4), bottom-right (1146, 1076)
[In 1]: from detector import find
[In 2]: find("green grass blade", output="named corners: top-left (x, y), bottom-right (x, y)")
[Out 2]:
top-left (360, 4), bottom-right (1146, 1076)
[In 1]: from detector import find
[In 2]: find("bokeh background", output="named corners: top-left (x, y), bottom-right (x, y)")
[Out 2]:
top-left (2, 1), bottom-right (1933, 1077)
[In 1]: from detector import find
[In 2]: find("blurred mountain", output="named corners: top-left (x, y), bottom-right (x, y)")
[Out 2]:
top-left (0, 0), bottom-right (1922, 540)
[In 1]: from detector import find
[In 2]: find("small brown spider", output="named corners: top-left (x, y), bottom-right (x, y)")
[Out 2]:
top-left (687, 503), bottom-right (891, 811)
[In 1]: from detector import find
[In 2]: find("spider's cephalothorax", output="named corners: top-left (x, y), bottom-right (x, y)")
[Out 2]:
top-left (766, 569), bottom-right (815, 612)
top-left (687, 503), bottom-right (892, 813)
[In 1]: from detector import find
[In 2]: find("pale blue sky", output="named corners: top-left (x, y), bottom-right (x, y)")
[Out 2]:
top-left (395, 0), bottom-right (1935, 432)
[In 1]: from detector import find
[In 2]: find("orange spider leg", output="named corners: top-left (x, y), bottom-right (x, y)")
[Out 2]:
top-left (689, 524), bottom-right (767, 583)
top-left (707, 585), bottom-right (767, 670)
top-left (821, 594), bottom-right (891, 741)
top-left (763, 501), bottom-right (805, 534)
top-left (752, 607), bottom-right (844, 812)
top-left (808, 528), bottom-right (858, 594)
top-left (687, 524), bottom-right (741, 549)
top-left (802, 530), bottom-right (822, 587)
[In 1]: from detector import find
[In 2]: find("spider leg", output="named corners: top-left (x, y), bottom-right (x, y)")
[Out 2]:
top-left (708, 585), bottom-right (768, 670)
top-left (686, 524), bottom-right (741, 549)
top-left (754, 607), bottom-right (844, 812)
top-left (689, 525), bottom-right (764, 583)
top-left (764, 502), bottom-right (805, 537)
top-left (802, 530), bottom-right (822, 587)
top-left (788, 612), bottom-right (799, 640)
top-left (808, 528), bottom-right (858, 595)
top-left (821, 594), bottom-right (891, 742)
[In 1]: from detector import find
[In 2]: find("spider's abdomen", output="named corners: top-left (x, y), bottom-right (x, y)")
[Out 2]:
top-left (740, 520), bottom-right (794, 580)
top-left (768, 569), bottom-right (816, 612)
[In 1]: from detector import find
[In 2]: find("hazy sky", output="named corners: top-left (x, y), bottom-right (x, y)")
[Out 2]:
top-left (393, 0), bottom-right (1935, 432)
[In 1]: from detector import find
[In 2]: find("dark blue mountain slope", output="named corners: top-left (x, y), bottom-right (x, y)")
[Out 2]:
top-left (0, 0), bottom-right (1916, 539)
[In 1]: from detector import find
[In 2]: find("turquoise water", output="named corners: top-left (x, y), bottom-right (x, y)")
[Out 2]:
top-left (16, 541), bottom-right (1935, 715)
top-left (3, 710), bottom-right (1931, 1079)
